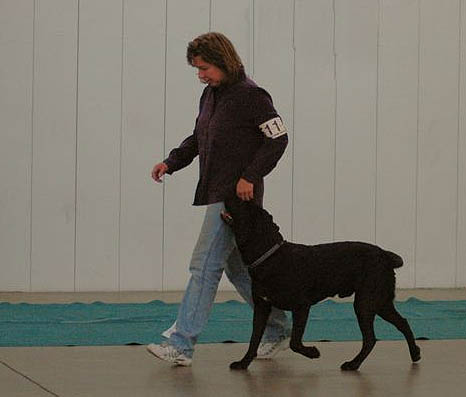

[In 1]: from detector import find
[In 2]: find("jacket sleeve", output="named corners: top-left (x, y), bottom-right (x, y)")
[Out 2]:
top-left (241, 134), bottom-right (288, 184)
top-left (163, 88), bottom-right (207, 174)
top-left (241, 87), bottom-right (289, 184)
top-left (163, 131), bottom-right (199, 174)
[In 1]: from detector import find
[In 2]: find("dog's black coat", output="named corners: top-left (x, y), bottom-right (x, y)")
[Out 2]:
top-left (222, 197), bottom-right (421, 371)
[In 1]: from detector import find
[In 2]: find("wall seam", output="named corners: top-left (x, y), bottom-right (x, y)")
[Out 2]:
top-left (162, 0), bottom-right (168, 291)
top-left (74, 0), bottom-right (81, 292)
top-left (374, 0), bottom-right (384, 243)
top-left (375, 0), bottom-right (381, 245)
top-left (252, 0), bottom-right (255, 77)
top-left (456, 0), bottom-right (462, 286)
top-left (118, 0), bottom-right (125, 292)
top-left (332, 0), bottom-right (337, 242)
top-left (414, 0), bottom-right (421, 287)
top-left (29, 0), bottom-right (37, 292)
top-left (291, 0), bottom-right (296, 242)
top-left (209, 0), bottom-right (213, 30)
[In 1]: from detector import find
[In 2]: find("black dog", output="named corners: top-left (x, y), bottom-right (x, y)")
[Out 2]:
top-left (221, 197), bottom-right (421, 371)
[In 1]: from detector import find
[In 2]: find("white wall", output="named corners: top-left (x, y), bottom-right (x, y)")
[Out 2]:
top-left (1, 0), bottom-right (465, 291)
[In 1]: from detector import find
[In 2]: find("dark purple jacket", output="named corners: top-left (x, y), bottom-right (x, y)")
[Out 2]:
top-left (164, 75), bottom-right (288, 206)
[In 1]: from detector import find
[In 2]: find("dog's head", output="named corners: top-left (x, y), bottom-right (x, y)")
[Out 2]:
top-left (221, 197), bottom-right (256, 247)
top-left (221, 196), bottom-right (281, 253)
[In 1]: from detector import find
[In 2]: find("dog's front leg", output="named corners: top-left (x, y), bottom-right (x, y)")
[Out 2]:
top-left (230, 298), bottom-right (272, 370)
top-left (290, 305), bottom-right (320, 359)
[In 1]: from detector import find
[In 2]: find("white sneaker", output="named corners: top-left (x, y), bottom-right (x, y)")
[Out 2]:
top-left (146, 343), bottom-right (192, 367)
top-left (256, 337), bottom-right (290, 360)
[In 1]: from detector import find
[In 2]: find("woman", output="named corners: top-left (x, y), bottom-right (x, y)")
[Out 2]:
top-left (147, 32), bottom-right (290, 366)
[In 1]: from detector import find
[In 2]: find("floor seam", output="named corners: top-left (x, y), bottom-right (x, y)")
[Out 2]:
top-left (0, 360), bottom-right (61, 397)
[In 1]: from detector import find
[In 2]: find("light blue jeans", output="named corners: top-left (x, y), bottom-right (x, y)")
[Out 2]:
top-left (167, 202), bottom-right (290, 358)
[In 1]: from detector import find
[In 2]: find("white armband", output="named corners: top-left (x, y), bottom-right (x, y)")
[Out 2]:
top-left (259, 117), bottom-right (287, 139)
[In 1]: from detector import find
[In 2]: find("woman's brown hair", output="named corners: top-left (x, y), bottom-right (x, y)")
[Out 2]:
top-left (187, 32), bottom-right (245, 85)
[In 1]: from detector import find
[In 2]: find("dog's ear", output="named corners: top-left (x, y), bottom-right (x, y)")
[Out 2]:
top-left (254, 205), bottom-right (281, 236)
top-left (223, 196), bottom-right (255, 247)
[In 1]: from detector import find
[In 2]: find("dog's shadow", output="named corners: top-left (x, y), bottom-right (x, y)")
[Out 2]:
top-left (231, 359), bottom-right (375, 396)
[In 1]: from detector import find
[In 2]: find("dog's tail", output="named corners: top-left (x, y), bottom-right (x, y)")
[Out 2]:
top-left (383, 250), bottom-right (403, 269)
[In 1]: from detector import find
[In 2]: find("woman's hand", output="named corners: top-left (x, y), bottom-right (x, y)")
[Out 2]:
top-left (236, 178), bottom-right (254, 201)
top-left (151, 162), bottom-right (168, 183)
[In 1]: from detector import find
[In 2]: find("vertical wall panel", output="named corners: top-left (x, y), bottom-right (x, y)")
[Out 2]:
top-left (75, 0), bottom-right (123, 291)
top-left (376, 0), bottom-right (419, 288)
top-left (119, 0), bottom-right (166, 291)
top-left (211, 0), bottom-right (253, 291)
top-left (0, 0), bottom-right (34, 291)
top-left (163, 0), bottom-right (209, 290)
top-left (293, 0), bottom-right (335, 245)
top-left (334, 0), bottom-right (378, 242)
top-left (30, 0), bottom-right (78, 291)
top-left (254, 0), bottom-right (294, 239)
top-left (211, 0), bottom-right (253, 75)
top-left (416, 0), bottom-right (459, 287)
top-left (457, 0), bottom-right (466, 287)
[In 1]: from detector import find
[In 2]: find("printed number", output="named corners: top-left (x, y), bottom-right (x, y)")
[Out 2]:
top-left (259, 117), bottom-right (287, 139)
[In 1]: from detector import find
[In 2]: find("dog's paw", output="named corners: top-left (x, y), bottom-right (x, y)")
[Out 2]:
top-left (299, 346), bottom-right (320, 359)
top-left (340, 361), bottom-right (360, 371)
top-left (308, 346), bottom-right (320, 359)
top-left (410, 346), bottom-right (421, 362)
top-left (230, 361), bottom-right (250, 370)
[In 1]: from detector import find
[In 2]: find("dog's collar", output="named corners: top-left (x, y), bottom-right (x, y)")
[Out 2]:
top-left (248, 240), bottom-right (284, 269)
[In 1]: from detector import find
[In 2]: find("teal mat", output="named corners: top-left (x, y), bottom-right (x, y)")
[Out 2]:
top-left (0, 298), bottom-right (465, 347)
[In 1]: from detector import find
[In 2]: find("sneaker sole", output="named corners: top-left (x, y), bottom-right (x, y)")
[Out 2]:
top-left (146, 344), bottom-right (192, 367)
top-left (256, 338), bottom-right (290, 360)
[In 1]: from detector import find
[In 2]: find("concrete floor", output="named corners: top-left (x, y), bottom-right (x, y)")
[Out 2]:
top-left (1, 289), bottom-right (465, 397)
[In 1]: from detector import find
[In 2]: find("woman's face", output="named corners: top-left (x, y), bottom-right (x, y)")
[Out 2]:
top-left (192, 56), bottom-right (225, 87)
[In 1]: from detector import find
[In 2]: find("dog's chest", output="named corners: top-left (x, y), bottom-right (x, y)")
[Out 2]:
top-left (254, 283), bottom-right (269, 300)
top-left (253, 277), bottom-right (304, 310)
top-left (254, 284), bottom-right (277, 304)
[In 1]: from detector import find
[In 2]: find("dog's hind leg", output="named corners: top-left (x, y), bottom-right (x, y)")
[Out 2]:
top-left (377, 302), bottom-right (421, 363)
top-left (341, 301), bottom-right (376, 371)
top-left (289, 305), bottom-right (320, 359)
top-left (230, 298), bottom-right (272, 370)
